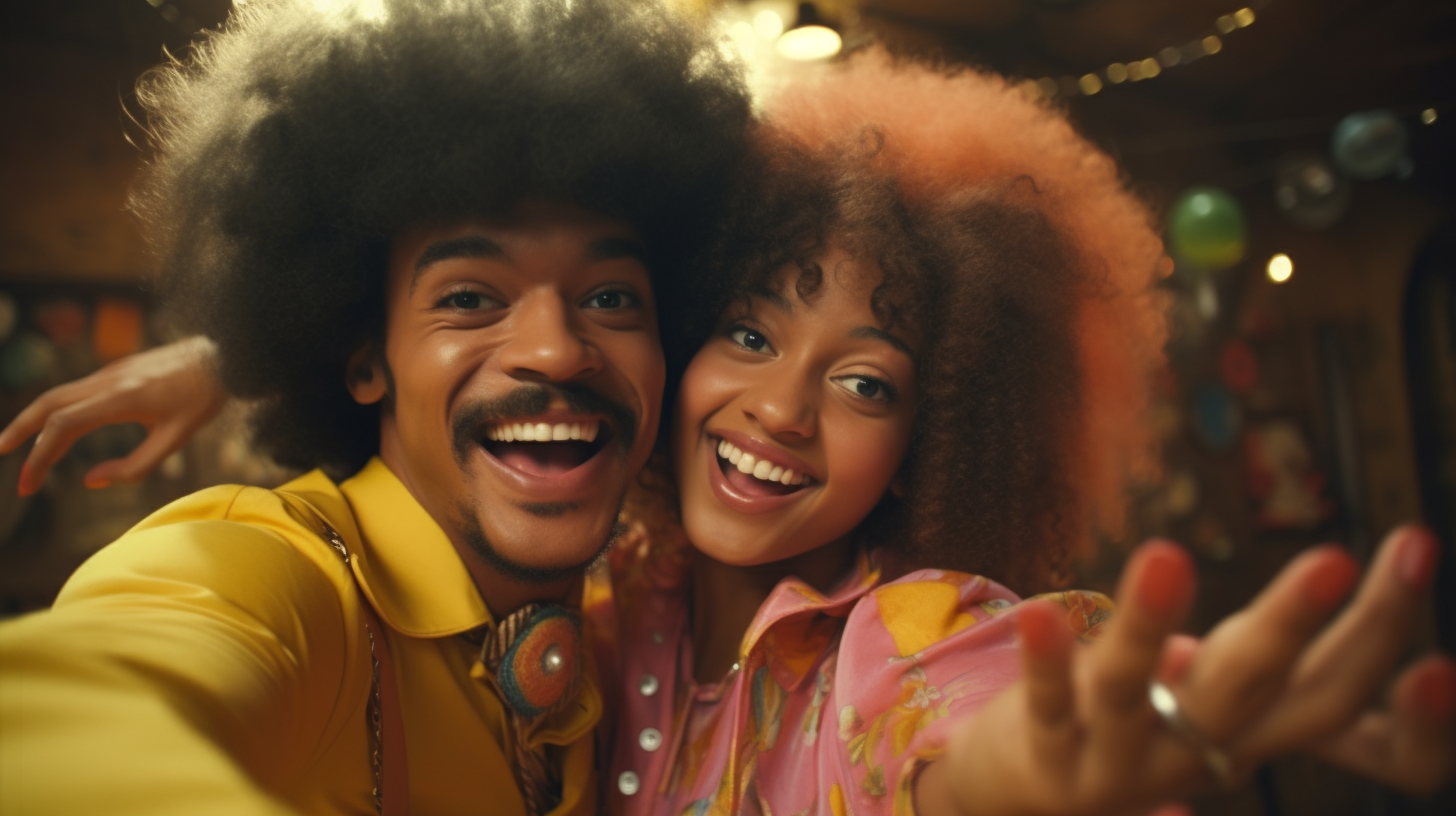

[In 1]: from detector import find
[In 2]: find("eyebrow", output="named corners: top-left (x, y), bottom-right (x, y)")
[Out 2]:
top-left (410, 234), bottom-right (649, 293)
top-left (849, 325), bottom-right (914, 358)
top-left (586, 236), bottom-right (650, 265)
top-left (411, 235), bottom-right (506, 292)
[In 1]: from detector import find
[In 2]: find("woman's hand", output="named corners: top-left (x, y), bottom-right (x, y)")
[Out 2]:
top-left (0, 336), bottom-right (226, 495)
top-left (915, 526), bottom-right (1454, 816)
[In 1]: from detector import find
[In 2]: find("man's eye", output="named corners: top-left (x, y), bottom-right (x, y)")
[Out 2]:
top-left (440, 291), bottom-right (488, 310)
top-left (833, 375), bottom-right (895, 402)
top-left (584, 289), bottom-right (638, 310)
top-left (729, 327), bottom-right (771, 353)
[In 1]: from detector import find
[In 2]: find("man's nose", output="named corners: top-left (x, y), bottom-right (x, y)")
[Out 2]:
top-left (498, 292), bottom-right (602, 383)
top-left (741, 362), bottom-right (817, 440)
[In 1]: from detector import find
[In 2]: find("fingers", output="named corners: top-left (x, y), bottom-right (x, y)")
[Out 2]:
top-left (1085, 541), bottom-right (1196, 711)
top-left (1018, 600), bottom-right (1076, 726)
top-left (82, 421), bottom-right (194, 487)
top-left (1242, 526), bottom-right (1438, 754)
top-left (1313, 656), bottom-right (1456, 794)
top-left (1175, 546), bottom-right (1360, 741)
top-left (0, 380), bottom-right (90, 454)
top-left (17, 390), bottom-right (150, 496)
top-left (1079, 542), bottom-right (1196, 792)
top-left (1156, 635), bottom-right (1200, 685)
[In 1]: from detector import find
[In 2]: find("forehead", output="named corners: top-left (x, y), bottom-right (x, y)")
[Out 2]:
top-left (388, 202), bottom-right (647, 288)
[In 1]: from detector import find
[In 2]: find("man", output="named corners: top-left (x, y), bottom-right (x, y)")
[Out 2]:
top-left (0, 0), bottom-right (750, 813)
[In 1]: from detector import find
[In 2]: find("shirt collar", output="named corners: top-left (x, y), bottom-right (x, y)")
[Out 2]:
top-left (338, 457), bottom-right (495, 638)
top-left (737, 548), bottom-right (881, 692)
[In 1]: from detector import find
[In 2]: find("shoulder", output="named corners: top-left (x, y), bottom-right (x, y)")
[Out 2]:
top-left (846, 569), bottom-right (1021, 660)
top-left (55, 474), bottom-right (356, 622)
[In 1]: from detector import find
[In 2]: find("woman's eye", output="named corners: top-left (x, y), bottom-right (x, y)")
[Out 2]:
top-left (729, 327), bottom-right (772, 353)
top-left (584, 289), bottom-right (639, 310)
top-left (835, 375), bottom-right (895, 402)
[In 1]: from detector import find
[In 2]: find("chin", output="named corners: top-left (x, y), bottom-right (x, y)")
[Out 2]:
top-left (458, 501), bottom-right (624, 583)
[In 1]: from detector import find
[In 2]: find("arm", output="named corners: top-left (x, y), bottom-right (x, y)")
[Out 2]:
top-left (0, 336), bottom-right (226, 495)
top-left (0, 509), bottom-right (360, 815)
top-left (914, 526), bottom-right (1455, 816)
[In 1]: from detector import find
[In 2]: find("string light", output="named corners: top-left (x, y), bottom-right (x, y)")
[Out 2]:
top-left (1267, 253), bottom-right (1293, 283)
top-left (1024, 2), bottom-right (1268, 100)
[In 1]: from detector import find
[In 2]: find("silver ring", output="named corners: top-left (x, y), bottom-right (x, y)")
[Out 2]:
top-left (1148, 680), bottom-right (1235, 787)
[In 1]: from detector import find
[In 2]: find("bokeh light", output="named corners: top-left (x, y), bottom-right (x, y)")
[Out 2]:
top-left (1267, 253), bottom-right (1294, 283)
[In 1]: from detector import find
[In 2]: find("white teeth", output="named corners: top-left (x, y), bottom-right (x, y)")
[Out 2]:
top-left (485, 419), bottom-right (601, 444)
top-left (714, 438), bottom-right (811, 486)
top-left (736, 453), bottom-right (756, 474)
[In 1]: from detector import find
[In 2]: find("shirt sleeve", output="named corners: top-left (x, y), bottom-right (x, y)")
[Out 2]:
top-left (828, 570), bottom-right (1112, 816)
top-left (0, 488), bottom-right (361, 816)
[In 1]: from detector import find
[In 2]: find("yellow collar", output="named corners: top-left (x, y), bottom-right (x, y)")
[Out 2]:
top-left (282, 458), bottom-right (495, 638)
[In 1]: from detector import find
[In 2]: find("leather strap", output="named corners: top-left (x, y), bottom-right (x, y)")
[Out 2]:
top-left (278, 491), bottom-right (409, 816)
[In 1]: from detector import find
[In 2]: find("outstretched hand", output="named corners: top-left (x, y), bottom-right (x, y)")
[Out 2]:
top-left (916, 526), bottom-right (1454, 816)
top-left (0, 336), bottom-right (226, 495)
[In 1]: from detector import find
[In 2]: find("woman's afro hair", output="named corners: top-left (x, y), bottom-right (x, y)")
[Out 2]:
top-left (132, 0), bottom-right (753, 478)
top-left (758, 50), bottom-right (1170, 590)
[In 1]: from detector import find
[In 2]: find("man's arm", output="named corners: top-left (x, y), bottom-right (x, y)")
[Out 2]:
top-left (0, 505), bottom-right (363, 816)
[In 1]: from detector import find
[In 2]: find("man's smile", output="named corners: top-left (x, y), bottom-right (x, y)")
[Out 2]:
top-left (479, 416), bottom-right (611, 477)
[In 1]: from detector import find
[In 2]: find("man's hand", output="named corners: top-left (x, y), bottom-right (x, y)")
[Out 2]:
top-left (916, 526), bottom-right (1455, 816)
top-left (0, 336), bottom-right (226, 495)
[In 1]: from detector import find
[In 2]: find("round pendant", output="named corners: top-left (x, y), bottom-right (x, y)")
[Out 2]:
top-left (498, 606), bottom-right (582, 719)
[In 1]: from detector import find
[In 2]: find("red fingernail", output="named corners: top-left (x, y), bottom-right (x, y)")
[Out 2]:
top-left (84, 477), bottom-right (111, 490)
top-left (1305, 549), bottom-right (1360, 610)
top-left (1397, 527), bottom-right (1438, 588)
top-left (1138, 543), bottom-right (1193, 616)
top-left (1415, 663), bottom-right (1456, 720)
top-left (17, 463), bottom-right (33, 497)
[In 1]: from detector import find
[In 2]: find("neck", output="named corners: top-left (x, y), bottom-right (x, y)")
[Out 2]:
top-left (689, 539), bottom-right (856, 684)
top-left (458, 551), bottom-right (578, 620)
top-left (377, 432), bottom-right (576, 620)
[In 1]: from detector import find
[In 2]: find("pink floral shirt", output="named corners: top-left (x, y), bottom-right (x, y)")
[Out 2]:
top-left (587, 518), bottom-right (1111, 816)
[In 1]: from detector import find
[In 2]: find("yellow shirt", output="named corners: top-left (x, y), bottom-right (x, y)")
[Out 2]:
top-left (0, 458), bottom-right (601, 816)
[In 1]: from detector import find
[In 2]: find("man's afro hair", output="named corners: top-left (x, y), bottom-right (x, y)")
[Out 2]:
top-left (132, 0), bottom-right (753, 478)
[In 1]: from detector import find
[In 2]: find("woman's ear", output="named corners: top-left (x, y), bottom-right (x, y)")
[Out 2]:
top-left (346, 345), bottom-right (387, 406)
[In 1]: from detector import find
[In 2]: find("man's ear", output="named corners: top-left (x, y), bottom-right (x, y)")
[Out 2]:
top-left (346, 345), bottom-right (388, 406)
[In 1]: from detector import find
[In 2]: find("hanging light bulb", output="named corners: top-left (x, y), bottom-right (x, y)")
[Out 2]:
top-left (777, 3), bottom-right (841, 61)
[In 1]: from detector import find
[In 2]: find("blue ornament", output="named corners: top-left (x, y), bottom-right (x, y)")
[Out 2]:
top-left (1331, 110), bottom-right (1407, 180)
top-left (1193, 383), bottom-right (1240, 450)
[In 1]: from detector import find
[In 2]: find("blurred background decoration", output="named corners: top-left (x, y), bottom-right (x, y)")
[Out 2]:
top-left (1, 2), bottom-right (1453, 813)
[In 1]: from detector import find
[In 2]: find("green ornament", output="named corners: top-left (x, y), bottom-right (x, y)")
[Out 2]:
top-left (1167, 187), bottom-right (1247, 271)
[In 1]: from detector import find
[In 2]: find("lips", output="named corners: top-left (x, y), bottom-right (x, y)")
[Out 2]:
top-left (705, 430), bottom-right (819, 514)
top-left (480, 417), bottom-right (611, 477)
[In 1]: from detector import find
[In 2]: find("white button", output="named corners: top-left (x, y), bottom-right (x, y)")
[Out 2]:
top-left (618, 771), bottom-right (640, 795)
top-left (731, 662), bottom-right (740, 673)
top-left (639, 727), bottom-right (663, 752)
top-left (639, 674), bottom-right (659, 697)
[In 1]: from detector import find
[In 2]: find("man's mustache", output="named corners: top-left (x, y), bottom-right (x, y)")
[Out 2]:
top-left (451, 383), bottom-right (638, 464)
